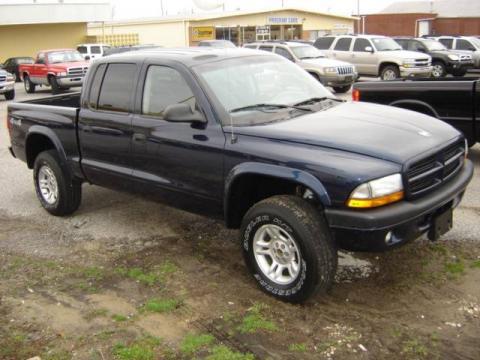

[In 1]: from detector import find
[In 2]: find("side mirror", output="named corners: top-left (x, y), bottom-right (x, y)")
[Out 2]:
top-left (365, 46), bottom-right (374, 53)
top-left (85, 55), bottom-right (91, 61)
top-left (469, 47), bottom-right (476, 52)
top-left (417, 47), bottom-right (426, 53)
top-left (163, 103), bottom-right (206, 124)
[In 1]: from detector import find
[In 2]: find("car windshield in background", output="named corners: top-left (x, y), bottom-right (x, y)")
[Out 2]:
top-left (48, 51), bottom-right (84, 63)
top-left (372, 38), bottom-right (402, 51)
top-left (17, 58), bottom-right (34, 64)
top-left (194, 55), bottom-right (333, 126)
top-left (207, 41), bottom-right (236, 48)
top-left (422, 39), bottom-right (447, 51)
top-left (468, 37), bottom-right (480, 48)
top-left (291, 46), bottom-right (325, 59)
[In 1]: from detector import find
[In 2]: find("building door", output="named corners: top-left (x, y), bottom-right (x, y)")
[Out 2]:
top-left (418, 20), bottom-right (430, 37)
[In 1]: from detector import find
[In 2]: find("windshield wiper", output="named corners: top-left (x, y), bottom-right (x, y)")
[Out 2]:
top-left (293, 97), bottom-right (339, 106)
top-left (229, 103), bottom-right (312, 113)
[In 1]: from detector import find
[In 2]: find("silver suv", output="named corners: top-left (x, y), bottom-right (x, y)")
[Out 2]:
top-left (434, 36), bottom-right (480, 68)
top-left (0, 69), bottom-right (15, 100)
top-left (314, 35), bottom-right (432, 80)
top-left (244, 41), bottom-right (357, 93)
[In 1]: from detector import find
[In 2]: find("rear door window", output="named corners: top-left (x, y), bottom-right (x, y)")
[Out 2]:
top-left (334, 38), bottom-right (352, 51)
top-left (259, 46), bottom-right (273, 52)
top-left (91, 46), bottom-right (102, 54)
top-left (87, 64), bottom-right (107, 109)
top-left (97, 63), bottom-right (137, 113)
top-left (439, 38), bottom-right (453, 49)
top-left (314, 37), bottom-right (335, 50)
top-left (456, 39), bottom-right (473, 50)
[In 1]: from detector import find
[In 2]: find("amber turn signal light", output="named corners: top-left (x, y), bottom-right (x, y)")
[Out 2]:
top-left (347, 191), bottom-right (404, 208)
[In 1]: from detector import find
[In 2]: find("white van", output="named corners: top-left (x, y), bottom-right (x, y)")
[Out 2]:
top-left (76, 44), bottom-right (111, 61)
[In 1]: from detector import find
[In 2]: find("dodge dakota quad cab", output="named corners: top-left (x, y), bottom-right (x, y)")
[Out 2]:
top-left (7, 48), bottom-right (474, 302)
top-left (19, 49), bottom-right (89, 95)
top-left (353, 79), bottom-right (480, 146)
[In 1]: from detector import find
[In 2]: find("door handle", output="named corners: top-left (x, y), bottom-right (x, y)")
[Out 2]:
top-left (133, 133), bottom-right (147, 142)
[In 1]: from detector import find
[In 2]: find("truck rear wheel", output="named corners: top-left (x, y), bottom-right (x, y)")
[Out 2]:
top-left (33, 150), bottom-right (82, 216)
top-left (241, 195), bottom-right (337, 303)
top-left (24, 75), bottom-right (36, 94)
top-left (4, 89), bottom-right (15, 100)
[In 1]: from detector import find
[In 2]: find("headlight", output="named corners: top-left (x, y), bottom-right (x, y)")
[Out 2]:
top-left (6, 75), bottom-right (14, 82)
top-left (57, 72), bottom-right (67, 77)
top-left (347, 174), bottom-right (404, 208)
top-left (324, 67), bottom-right (337, 74)
top-left (448, 54), bottom-right (459, 61)
top-left (402, 59), bottom-right (416, 67)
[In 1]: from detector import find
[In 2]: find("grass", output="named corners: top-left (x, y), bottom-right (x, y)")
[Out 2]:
top-left (206, 345), bottom-right (255, 360)
top-left (113, 337), bottom-right (161, 360)
top-left (445, 261), bottom-right (465, 276)
top-left (116, 267), bottom-right (160, 286)
top-left (84, 308), bottom-right (109, 320)
top-left (112, 314), bottom-right (128, 322)
top-left (471, 260), bottom-right (480, 269)
top-left (288, 343), bottom-right (307, 352)
top-left (144, 298), bottom-right (180, 313)
top-left (237, 303), bottom-right (277, 334)
top-left (180, 333), bottom-right (215, 355)
top-left (82, 266), bottom-right (105, 281)
top-left (401, 339), bottom-right (429, 358)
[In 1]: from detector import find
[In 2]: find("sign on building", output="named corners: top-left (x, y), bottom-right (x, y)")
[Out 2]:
top-left (192, 27), bottom-right (215, 41)
top-left (256, 25), bottom-right (271, 41)
top-left (267, 16), bottom-right (301, 24)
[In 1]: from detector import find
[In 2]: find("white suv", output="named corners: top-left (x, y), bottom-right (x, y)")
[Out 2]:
top-left (314, 35), bottom-right (432, 80)
top-left (434, 36), bottom-right (480, 68)
top-left (244, 41), bottom-right (357, 93)
top-left (77, 43), bottom-right (111, 61)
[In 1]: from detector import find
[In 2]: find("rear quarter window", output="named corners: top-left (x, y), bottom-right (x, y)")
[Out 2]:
top-left (314, 37), bottom-right (335, 50)
top-left (334, 38), bottom-right (352, 51)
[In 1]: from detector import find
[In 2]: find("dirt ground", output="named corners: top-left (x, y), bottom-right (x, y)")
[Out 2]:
top-left (1, 84), bottom-right (479, 360)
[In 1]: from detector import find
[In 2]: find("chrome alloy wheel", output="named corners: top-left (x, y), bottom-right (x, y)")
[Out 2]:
top-left (253, 224), bottom-right (302, 285)
top-left (382, 69), bottom-right (397, 80)
top-left (38, 165), bottom-right (59, 205)
top-left (432, 64), bottom-right (443, 78)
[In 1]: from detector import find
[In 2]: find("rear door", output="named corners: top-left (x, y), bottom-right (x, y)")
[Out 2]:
top-left (332, 37), bottom-right (352, 62)
top-left (130, 60), bottom-right (226, 214)
top-left (78, 62), bottom-right (139, 188)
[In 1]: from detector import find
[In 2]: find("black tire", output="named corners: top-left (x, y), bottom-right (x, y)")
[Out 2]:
top-left (333, 85), bottom-right (352, 93)
top-left (15, 71), bottom-right (21, 82)
top-left (241, 195), bottom-right (337, 303)
top-left (451, 69), bottom-right (467, 77)
top-left (24, 75), bottom-right (36, 93)
top-left (33, 150), bottom-right (82, 216)
top-left (4, 89), bottom-right (15, 101)
top-left (49, 76), bottom-right (61, 95)
top-left (380, 65), bottom-right (400, 81)
top-left (431, 61), bottom-right (446, 78)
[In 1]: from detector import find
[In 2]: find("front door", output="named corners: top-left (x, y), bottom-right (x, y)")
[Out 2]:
top-left (78, 62), bottom-right (138, 188)
top-left (130, 61), bottom-right (226, 215)
top-left (352, 38), bottom-right (377, 75)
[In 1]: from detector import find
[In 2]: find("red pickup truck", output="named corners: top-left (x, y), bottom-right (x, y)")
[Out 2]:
top-left (19, 49), bottom-right (89, 94)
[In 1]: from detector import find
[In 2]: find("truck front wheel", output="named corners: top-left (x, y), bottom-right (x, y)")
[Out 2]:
top-left (33, 150), bottom-right (82, 216)
top-left (4, 89), bottom-right (15, 100)
top-left (24, 75), bottom-right (36, 93)
top-left (333, 85), bottom-right (352, 93)
top-left (380, 65), bottom-right (400, 80)
top-left (241, 195), bottom-right (337, 303)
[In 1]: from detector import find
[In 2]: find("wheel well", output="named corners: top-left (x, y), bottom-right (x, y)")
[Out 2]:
top-left (26, 134), bottom-right (55, 169)
top-left (378, 62), bottom-right (398, 76)
top-left (22, 72), bottom-right (29, 78)
top-left (226, 174), bottom-right (319, 229)
top-left (307, 71), bottom-right (320, 81)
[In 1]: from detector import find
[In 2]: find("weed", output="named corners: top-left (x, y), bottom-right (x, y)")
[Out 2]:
top-left (237, 303), bottom-right (277, 334)
top-left (113, 337), bottom-right (161, 360)
top-left (401, 339), bottom-right (429, 358)
top-left (116, 267), bottom-right (159, 286)
top-left (471, 260), bottom-right (480, 269)
top-left (288, 343), bottom-right (307, 352)
top-left (180, 333), bottom-right (215, 355)
top-left (112, 314), bottom-right (128, 322)
top-left (144, 298), bottom-right (180, 313)
top-left (82, 267), bottom-right (105, 281)
top-left (84, 308), bottom-right (109, 320)
top-left (206, 345), bottom-right (255, 360)
top-left (158, 260), bottom-right (178, 277)
top-left (445, 261), bottom-right (465, 276)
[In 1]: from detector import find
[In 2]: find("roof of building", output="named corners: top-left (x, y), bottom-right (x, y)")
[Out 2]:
top-left (378, 0), bottom-right (480, 18)
top-left (89, 6), bottom-right (355, 28)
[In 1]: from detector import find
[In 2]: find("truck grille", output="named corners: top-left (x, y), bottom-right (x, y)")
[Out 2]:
top-left (336, 66), bottom-right (354, 75)
top-left (68, 67), bottom-right (89, 76)
top-left (406, 140), bottom-right (465, 198)
top-left (413, 58), bottom-right (431, 67)
top-left (460, 54), bottom-right (473, 63)
top-left (0, 75), bottom-right (6, 82)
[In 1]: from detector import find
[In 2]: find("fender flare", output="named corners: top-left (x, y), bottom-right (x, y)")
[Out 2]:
top-left (224, 162), bottom-right (331, 224)
top-left (389, 99), bottom-right (440, 118)
top-left (25, 125), bottom-right (68, 168)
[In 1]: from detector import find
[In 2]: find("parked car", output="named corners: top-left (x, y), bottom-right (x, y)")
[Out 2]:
top-left (352, 79), bottom-right (480, 146)
top-left (0, 69), bottom-right (15, 100)
top-left (7, 48), bottom-right (473, 302)
top-left (314, 35), bottom-right (432, 80)
top-left (103, 44), bottom-right (160, 56)
top-left (434, 36), bottom-right (480, 68)
top-left (394, 37), bottom-right (473, 77)
top-left (76, 43), bottom-right (111, 61)
top-left (19, 49), bottom-right (89, 94)
top-left (244, 41), bottom-right (357, 93)
top-left (1, 57), bottom-right (34, 82)
top-left (198, 40), bottom-right (236, 48)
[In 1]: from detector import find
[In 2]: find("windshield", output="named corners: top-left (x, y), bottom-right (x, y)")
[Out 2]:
top-left (422, 39), bottom-right (447, 51)
top-left (291, 45), bottom-right (325, 59)
top-left (194, 55), bottom-right (333, 126)
top-left (372, 38), bottom-right (402, 51)
top-left (468, 37), bottom-right (480, 49)
top-left (48, 51), bottom-right (84, 64)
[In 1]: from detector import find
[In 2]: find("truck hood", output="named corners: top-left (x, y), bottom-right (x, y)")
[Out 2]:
top-left (232, 102), bottom-right (460, 164)
top-left (50, 61), bottom-right (89, 70)
top-left (301, 57), bottom-right (353, 68)
top-left (380, 50), bottom-right (430, 61)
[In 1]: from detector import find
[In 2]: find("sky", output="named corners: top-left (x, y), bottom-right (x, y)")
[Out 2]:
top-left (109, 0), bottom-right (417, 19)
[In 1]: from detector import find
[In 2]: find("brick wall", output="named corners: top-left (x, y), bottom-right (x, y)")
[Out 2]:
top-left (433, 18), bottom-right (480, 35)
top-left (355, 13), bottom-right (434, 36)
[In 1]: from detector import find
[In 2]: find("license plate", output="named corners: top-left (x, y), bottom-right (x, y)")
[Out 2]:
top-left (428, 208), bottom-right (453, 241)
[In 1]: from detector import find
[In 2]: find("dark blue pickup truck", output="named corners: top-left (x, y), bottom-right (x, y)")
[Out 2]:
top-left (7, 48), bottom-right (473, 302)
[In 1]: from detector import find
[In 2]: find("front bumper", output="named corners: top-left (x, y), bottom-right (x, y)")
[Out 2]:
top-left (324, 160), bottom-right (474, 252)
top-left (0, 81), bottom-right (15, 93)
top-left (57, 76), bottom-right (84, 87)
top-left (447, 61), bottom-right (474, 72)
top-left (320, 73), bottom-right (358, 87)
top-left (399, 65), bottom-right (432, 78)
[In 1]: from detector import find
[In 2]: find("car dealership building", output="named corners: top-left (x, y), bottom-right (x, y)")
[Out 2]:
top-left (87, 7), bottom-right (355, 47)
